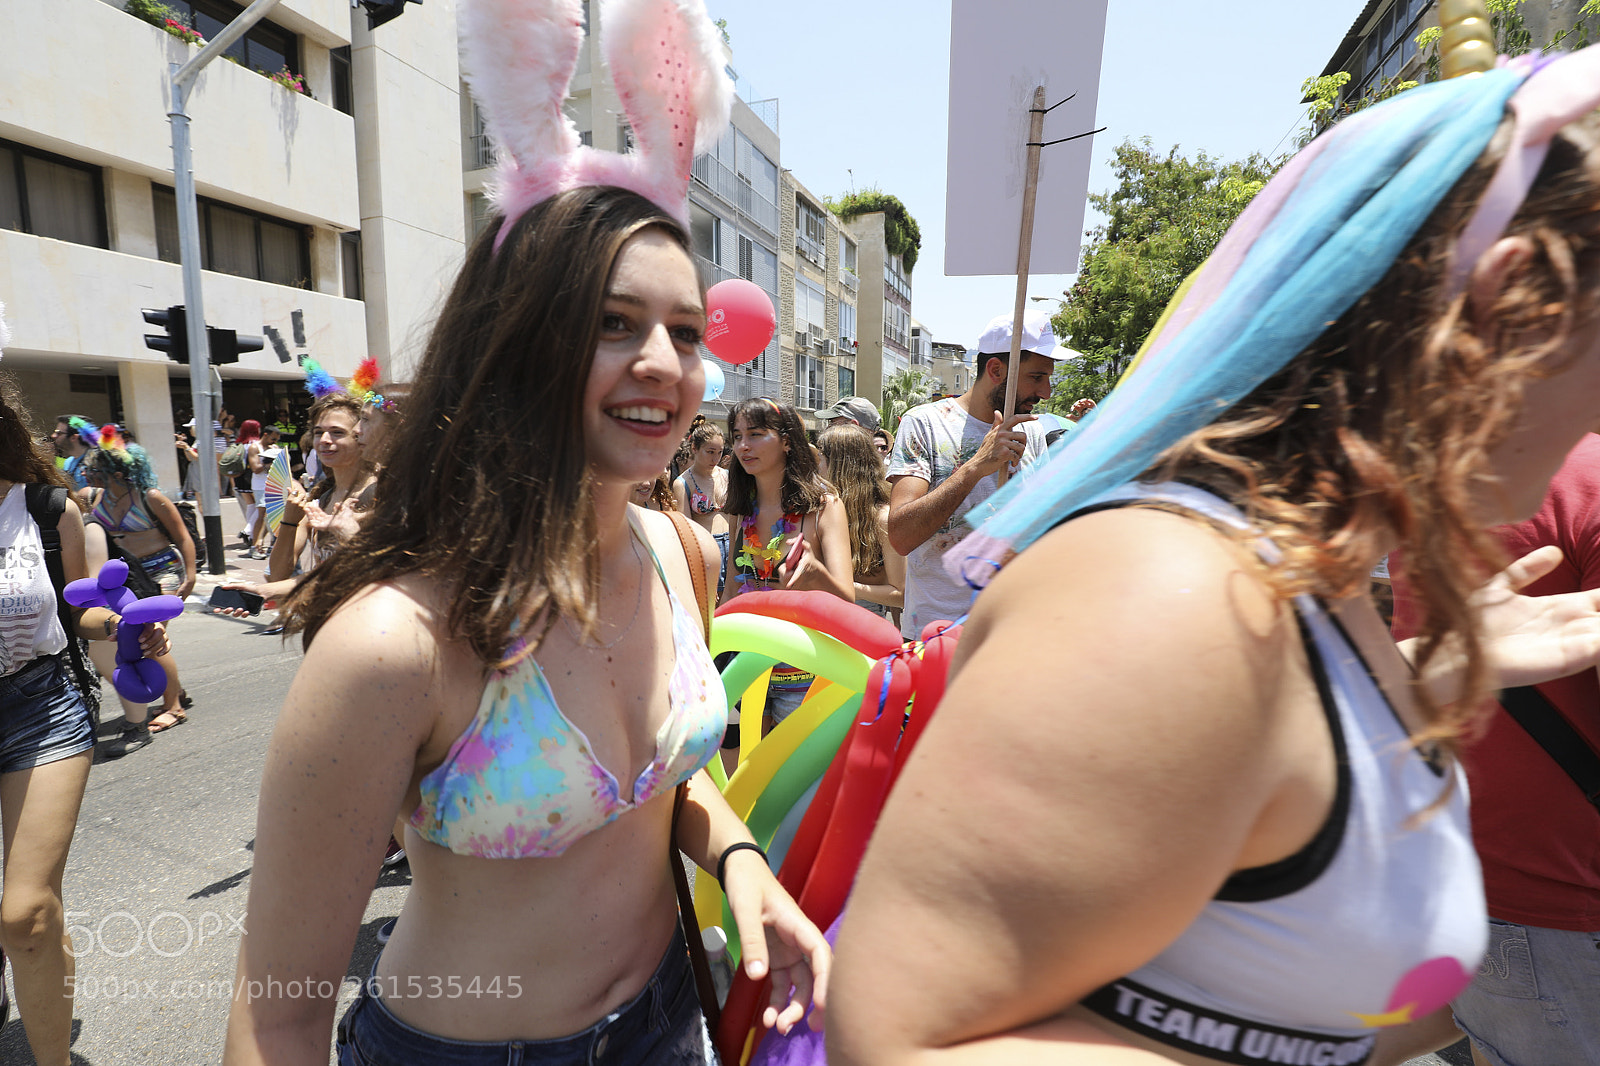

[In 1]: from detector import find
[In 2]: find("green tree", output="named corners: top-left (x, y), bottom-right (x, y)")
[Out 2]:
top-left (1049, 140), bottom-right (1281, 405)
top-left (881, 367), bottom-right (932, 433)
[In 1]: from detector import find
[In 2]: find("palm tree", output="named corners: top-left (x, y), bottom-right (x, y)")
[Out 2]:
top-left (881, 367), bottom-right (933, 433)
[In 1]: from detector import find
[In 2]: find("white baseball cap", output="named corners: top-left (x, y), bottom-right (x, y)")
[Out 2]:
top-left (976, 309), bottom-right (1066, 359)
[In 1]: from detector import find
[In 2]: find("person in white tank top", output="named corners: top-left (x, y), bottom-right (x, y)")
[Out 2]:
top-left (0, 365), bottom-right (171, 1066)
top-left (830, 46), bottom-right (1600, 1066)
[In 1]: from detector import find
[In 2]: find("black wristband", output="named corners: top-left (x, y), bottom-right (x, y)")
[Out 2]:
top-left (716, 841), bottom-right (767, 886)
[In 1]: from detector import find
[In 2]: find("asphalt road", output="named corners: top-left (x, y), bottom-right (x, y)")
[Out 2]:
top-left (0, 553), bottom-right (1485, 1065)
top-left (0, 555), bottom-right (407, 1065)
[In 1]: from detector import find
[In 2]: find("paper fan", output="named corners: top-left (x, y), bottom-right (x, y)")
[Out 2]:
top-left (262, 448), bottom-right (293, 535)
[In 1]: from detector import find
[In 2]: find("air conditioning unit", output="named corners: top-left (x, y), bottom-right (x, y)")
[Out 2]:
top-left (821, 339), bottom-right (838, 357)
top-left (795, 329), bottom-right (809, 349)
top-left (810, 327), bottom-right (829, 350)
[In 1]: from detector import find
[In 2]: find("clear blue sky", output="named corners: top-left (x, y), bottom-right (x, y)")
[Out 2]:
top-left (702, 0), bottom-right (1366, 350)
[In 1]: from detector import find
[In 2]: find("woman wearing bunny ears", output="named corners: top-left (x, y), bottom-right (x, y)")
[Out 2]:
top-left (223, 2), bottom-right (827, 1064)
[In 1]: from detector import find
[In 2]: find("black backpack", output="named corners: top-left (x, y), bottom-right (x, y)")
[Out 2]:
top-left (24, 484), bottom-right (101, 726)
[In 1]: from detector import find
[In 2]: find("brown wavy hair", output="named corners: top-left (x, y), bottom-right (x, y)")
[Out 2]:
top-left (0, 372), bottom-right (71, 490)
top-left (282, 187), bottom-right (692, 663)
top-left (724, 397), bottom-right (826, 518)
top-left (1149, 111), bottom-right (1600, 761)
top-left (818, 424), bottom-right (888, 576)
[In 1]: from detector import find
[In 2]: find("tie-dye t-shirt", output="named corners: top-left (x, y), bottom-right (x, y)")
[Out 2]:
top-left (886, 397), bottom-right (1049, 638)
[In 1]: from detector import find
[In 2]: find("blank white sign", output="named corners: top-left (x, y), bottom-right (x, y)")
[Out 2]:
top-left (945, 0), bottom-right (1109, 277)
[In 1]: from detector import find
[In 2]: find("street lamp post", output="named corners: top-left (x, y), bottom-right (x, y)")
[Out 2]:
top-left (167, 0), bottom-right (284, 573)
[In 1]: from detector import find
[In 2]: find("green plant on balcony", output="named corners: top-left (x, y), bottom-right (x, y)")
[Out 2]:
top-left (267, 68), bottom-right (311, 97)
top-left (124, 0), bottom-right (177, 29)
top-left (163, 17), bottom-right (205, 46)
top-left (827, 188), bottom-right (922, 274)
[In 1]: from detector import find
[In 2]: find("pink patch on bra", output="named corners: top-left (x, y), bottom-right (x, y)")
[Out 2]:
top-left (1385, 956), bottom-right (1473, 1017)
top-left (451, 734), bottom-right (498, 777)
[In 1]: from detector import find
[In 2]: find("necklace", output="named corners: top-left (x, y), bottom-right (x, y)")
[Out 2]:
top-left (562, 532), bottom-right (646, 650)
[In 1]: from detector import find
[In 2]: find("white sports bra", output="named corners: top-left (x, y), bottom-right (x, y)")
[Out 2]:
top-left (1074, 482), bottom-right (1486, 1066)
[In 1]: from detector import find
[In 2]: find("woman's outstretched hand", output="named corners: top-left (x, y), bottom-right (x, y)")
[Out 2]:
top-left (1475, 545), bottom-right (1600, 689)
top-left (1407, 545), bottom-right (1600, 703)
top-left (720, 848), bottom-right (831, 1034)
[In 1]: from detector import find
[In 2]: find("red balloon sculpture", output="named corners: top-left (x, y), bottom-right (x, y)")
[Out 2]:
top-left (704, 279), bottom-right (776, 366)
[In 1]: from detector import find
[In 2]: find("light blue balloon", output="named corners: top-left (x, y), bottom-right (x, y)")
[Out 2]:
top-left (702, 358), bottom-right (725, 401)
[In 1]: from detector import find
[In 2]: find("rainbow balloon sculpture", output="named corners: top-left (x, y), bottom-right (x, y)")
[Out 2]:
top-left (697, 591), bottom-right (962, 1066)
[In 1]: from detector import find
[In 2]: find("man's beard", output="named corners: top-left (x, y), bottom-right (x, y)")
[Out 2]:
top-left (987, 381), bottom-right (1036, 415)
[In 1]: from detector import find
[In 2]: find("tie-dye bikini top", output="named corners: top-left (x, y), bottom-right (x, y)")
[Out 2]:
top-left (410, 517), bottom-right (727, 858)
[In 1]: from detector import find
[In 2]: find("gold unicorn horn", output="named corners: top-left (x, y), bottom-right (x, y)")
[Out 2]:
top-left (1440, 0), bottom-right (1497, 79)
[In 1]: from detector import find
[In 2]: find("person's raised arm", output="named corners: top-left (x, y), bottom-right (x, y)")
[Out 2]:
top-left (828, 508), bottom-right (1305, 1065)
top-left (267, 486), bottom-right (311, 582)
top-left (223, 586), bottom-right (455, 1066)
top-left (886, 413), bottom-right (1032, 557)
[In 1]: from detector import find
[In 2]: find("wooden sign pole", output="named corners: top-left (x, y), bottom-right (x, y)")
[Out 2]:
top-left (999, 85), bottom-right (1048, 486)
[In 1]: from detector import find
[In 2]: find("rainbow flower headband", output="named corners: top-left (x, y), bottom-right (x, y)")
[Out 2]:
top-left (349, 357), bottom-right (398, 413)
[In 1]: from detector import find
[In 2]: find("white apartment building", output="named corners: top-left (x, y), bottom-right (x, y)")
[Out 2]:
top-left (1, 0), bottom-right (463, 489)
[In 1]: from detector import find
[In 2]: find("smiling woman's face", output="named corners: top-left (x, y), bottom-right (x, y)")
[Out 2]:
top-left (582, 228), bottom-right (705, 488)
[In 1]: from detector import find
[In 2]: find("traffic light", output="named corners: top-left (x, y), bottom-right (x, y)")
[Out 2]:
top-left (143, 306), bottom-right (188, 364)
top-left (141, 307), bottom-right (264, 365)
top-left (207, 328), bottom-right (265, 365)
top-left (359, 0), bottom-right (421, 29)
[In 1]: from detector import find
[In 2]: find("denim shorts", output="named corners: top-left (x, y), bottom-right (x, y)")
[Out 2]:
top-left (336, 924), bottom-right (712, 1066)
top-left (1452, 918), bottom-right (1600, 1066)
top-left (0, 654), bottom-right (95, 774)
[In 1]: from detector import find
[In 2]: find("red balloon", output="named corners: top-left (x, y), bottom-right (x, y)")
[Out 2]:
top-left (704, 279), bottom-right (776, 366)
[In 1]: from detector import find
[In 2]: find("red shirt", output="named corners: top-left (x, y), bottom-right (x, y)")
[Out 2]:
top-left (1391, 434), bottom-right (1600, 932)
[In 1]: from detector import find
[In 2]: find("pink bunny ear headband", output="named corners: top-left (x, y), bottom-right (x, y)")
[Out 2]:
top-left (459, 0), bottom-right (734, 251)
top-left (1447, 46), bottom-right (1600, 298)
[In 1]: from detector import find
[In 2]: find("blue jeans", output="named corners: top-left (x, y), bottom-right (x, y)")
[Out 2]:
top-left (336, 924), bottom-right (712, 1065)
top-left (1453, 918), bottom-right (1600, 1065)
top-left (0, 654), bottom-right (94, 773)
top-left (712, 532), bottom-right (729, 600)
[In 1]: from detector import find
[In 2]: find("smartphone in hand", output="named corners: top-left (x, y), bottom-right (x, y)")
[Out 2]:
top-left (209, 587), bottom-right (265, 615)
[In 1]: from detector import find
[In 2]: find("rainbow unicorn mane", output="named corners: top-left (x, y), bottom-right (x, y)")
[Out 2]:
top-left (301, 357), bottom-right (343, 399)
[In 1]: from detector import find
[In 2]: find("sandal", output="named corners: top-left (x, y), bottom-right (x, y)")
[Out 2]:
top-left (148, 708), bottom-right (188, 733)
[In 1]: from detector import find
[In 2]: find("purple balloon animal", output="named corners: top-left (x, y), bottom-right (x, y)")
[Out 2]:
top-left (64, 560), bottom-right (184, 703)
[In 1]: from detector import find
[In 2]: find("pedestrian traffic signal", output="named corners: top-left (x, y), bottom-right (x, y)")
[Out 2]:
top-left (359, 0), bottom-right (421, 30)
top-left (208, 328), bottom-right (265, 365)
top-left (143, 306), bottom-right (188, 364)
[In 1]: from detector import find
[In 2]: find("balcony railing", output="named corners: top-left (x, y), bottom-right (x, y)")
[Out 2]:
top-left (796, 232), bottom-right (825, 268)
top-left (691, 154), bottom-right (779, 236)
top-left (840, 268), bottom-right (858, 293)
top-left (468, 134), bottom-right (495, 171)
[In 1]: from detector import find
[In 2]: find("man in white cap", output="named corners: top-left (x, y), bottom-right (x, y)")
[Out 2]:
top-left (816, 396), bottom-right (882, 434)
top-left (886, 309), bottom-right (1065, 638)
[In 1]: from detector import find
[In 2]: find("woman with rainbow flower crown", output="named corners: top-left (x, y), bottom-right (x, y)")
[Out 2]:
top-left (831, 14), bottom-right (1600, 1066)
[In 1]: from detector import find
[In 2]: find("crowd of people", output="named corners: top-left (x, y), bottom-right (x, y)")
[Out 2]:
top-left (2, 3), bottom-right (1599, 1065)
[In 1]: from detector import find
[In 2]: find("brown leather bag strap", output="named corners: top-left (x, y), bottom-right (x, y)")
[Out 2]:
top-left (672, 782), bottom-right (723, 1028)
top-left (666, 510), bottom-right (713, 641)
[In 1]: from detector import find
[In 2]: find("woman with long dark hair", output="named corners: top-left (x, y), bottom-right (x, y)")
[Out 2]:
top-left (817, 424), bottom-right (904, 619)
top-left (0, 366), bottom-right (167, 1065)
top-left (720, 398), bottom-right (854, 730)
top-left (831, 47), bottom-right (1600, 1066)
top-left (225, 186), bottom-right (827, 1065)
